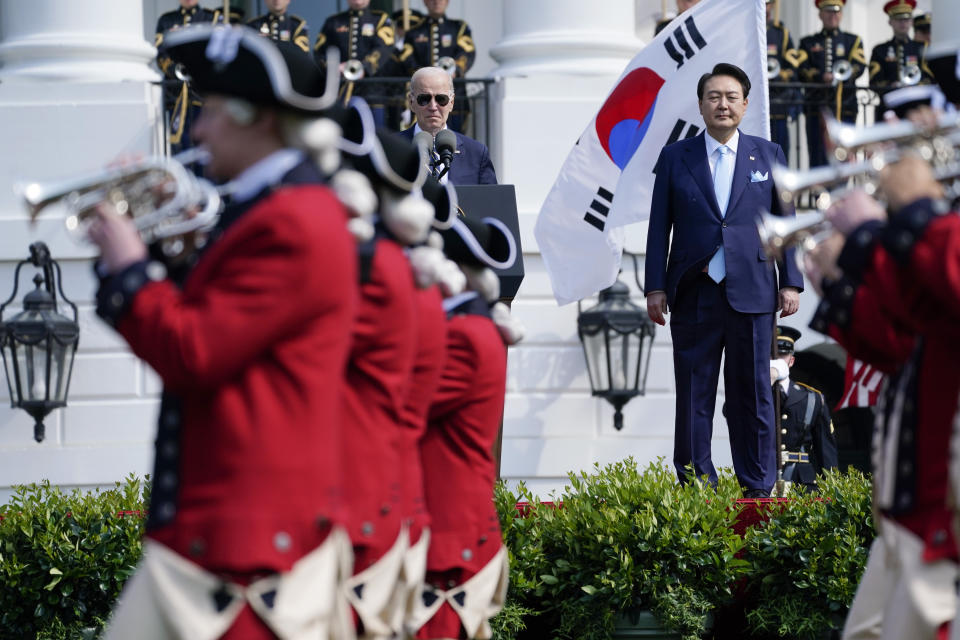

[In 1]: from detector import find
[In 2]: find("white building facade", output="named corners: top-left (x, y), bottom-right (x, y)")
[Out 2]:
top-left (0, 0), bottom-right (913, 502)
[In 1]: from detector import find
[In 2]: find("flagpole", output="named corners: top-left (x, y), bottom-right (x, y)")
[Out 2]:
top-left (223, 0), bottom-right (230, 24)
top-left (403, 0), bottom-right (410, 32)
top-left (775, 0), bottom-right (781, 24)
top-left (661, 0), bottom-right (668, 16)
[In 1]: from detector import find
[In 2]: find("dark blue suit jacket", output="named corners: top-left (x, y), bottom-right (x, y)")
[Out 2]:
top-left (644, 131), bottom-right (803, 314)
top-left (399, 127), bottom-right (497, 185)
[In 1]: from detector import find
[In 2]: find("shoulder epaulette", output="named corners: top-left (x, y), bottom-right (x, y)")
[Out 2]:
top-left (796, 381), bottom-right (824, 396)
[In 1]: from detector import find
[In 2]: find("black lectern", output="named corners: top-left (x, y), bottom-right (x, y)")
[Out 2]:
top-left (453, 184), bottom-right (525, 301)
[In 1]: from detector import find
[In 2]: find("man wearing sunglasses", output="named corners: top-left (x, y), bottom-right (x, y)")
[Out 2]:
top-left (400, 66), bottom-right (496, 185)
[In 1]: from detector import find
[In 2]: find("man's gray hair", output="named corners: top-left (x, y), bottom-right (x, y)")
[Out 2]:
top-left (409, 66), bottom-right (454, 96)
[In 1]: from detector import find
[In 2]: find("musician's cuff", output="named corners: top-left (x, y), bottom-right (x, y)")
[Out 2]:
top-left (882, 197), bottom-right (940, 266)
top-left (837, 220), bottom-right (883, 278)
top-left (96, 260), bottom-right (167, 327)
top-left (809, 275), bottom-right (857, 333)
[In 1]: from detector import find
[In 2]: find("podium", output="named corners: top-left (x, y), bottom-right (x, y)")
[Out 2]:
top-left (453, 184), bottom-right (525, 301)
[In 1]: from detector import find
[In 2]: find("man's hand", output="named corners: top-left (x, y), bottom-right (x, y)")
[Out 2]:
top-left (803, 232), bottom-right (845, 296)
top-left (778, 287), bottom-right (800, 317)
top-left (824, 189), bottom-right (886, 236)
top-left (646, 291), bottom-right (668, 326)
top-left (86, 203), bottom-right (148, 274)
top-left (880, 153), bottom-right (943, 214)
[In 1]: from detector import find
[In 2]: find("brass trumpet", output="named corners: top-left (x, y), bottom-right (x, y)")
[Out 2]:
top-left (437, 56), bottom-right (457, 76)
top-left (767, 57), bottom-right (781, 80)
top-left (18, 148), bottom-right (223, 260)
top-left (899, 63), bottom-right (922, 87)
top-left (831, 59), bottom-right (853, 85)
top-left (340, 59), bottom-right (365, 106)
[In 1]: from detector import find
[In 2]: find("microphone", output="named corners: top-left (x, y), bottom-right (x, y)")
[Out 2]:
top-left (413, 131), bottom-right (434, 154)
top-left (435, 129), bottom-right (457, 178)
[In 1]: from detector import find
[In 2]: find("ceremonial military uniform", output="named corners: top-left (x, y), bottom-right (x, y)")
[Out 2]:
top-left (412, 217), bottom-right (519, 640)
top-left (797, 0), bottom-right (866, 167)
top-left (398, 13), bottom-right (476, 132)
top-left (810, 198), bottom-right (960, 638)
top-left (315, 7), bottom-right (395, 122)
top-left (773, 326), bottom-right (838, 490)
top-left (767, 17), bottom-right (802, 155)
top-left (154, 5), bottom-right (216, 152)
top-left (869, 2), bottom-right (934, 123)
top-left (101, 27), bottom-right (358, 640)
top-left (248, 11), bottom-right (310, 52)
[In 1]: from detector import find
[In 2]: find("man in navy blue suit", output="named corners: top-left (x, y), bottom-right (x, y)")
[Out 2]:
top-left (399, 66), bottom-right (497, 185)
top-left (644, 63), bottom-right (803, 498)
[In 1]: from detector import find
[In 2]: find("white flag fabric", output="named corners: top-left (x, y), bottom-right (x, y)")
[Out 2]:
top-left (534, 0), bottom-right (769, 306)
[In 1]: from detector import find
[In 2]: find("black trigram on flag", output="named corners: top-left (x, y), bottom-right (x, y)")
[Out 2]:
top-left (665, 118), bottom-right (701, 146)
top-left (583, 186), bottom-right (614, 232)
top-left (664, 16), bottom-right (707, 69)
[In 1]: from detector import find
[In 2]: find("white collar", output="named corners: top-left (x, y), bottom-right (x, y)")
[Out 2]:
top-left (705, 129), bottom-right (740, 157)
top-left (230, 149), bottom-right (305, 203)
top-left (413, 123), bottom-right (448, 138)
top-left (778, 377), bottom-right (790, 394)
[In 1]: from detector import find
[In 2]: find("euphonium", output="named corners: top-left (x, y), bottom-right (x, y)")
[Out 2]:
top-left (17, 148), bottom-right (223, 260)
top-left (437, 56), bottom-right (457, 76)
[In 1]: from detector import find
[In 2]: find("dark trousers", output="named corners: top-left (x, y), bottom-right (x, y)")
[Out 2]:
top-left (669, 275), bottom-right (776, 491)
top-left (805, 110), bottom-right (856, 168)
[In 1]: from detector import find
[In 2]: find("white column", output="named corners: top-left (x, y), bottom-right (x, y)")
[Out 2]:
top-left (490, 0), bottom-right (643, 77)
top-left (0, 0), bottom-right (159, 82)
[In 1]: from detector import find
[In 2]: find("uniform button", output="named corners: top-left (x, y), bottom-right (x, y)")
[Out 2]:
top-left (160, 441), bottom-right (179, 459)
top-left (461, 548), bottom-right (473, 562)
top-left (781, 428), bottom-right (787, 435)
top-left (780, 444), bottom-right (786, 450)
top-left (189, 538), bottom-right (206, 557)
top-left (380, 504), bottom-right (391, 515)
top-left (447, 579), bottom-right (457, 588)
top-left (110, 292), bottom-right (125, 309)
top-left (781, 414), bottom-right (788, 420)
top-left (163, 410), bottom-right (180, 428)
top-left (159, 471), bottom-right (177, 490)
top-left (315, 515), bottom-right (331, 529)
top-left (273, 531), bottom-right (292, 553)
top-left (158, 502), bottom-right (176, 520)
top-left (361, 522), bottom-right (374, 537)
top-left (722, 222), bottom-right (727, 228)
top-left (478, 535), bottom-right (487, 544)
top-left (146, 262), bottom-right (167, 282)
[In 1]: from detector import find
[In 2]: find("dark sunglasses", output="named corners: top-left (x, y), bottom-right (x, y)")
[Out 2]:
top-left (415, 93), bottom-right (451, 107)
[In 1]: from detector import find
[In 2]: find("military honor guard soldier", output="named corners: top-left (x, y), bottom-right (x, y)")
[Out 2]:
top-left (913, 12), bottom-right (931, 45)
top-left (771, 326), bottom-right (838, 492)
top-left (315, 0), bottom-right (396, 125)
top-left (248, 0), bottom-right (310, 53)
top-left (869, 0), bottom-right (934, 120)
top-left (766, 0), bottom-right (803, 158)
top-left (797, 0), bottom-right (867, 167)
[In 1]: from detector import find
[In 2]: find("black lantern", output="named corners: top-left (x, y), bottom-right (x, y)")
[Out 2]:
top-left (0, 242), bottom-right (79, 442)
top-left (577, 267), bottom-right (656, 431)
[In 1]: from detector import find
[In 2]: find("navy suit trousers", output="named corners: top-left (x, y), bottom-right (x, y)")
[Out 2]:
top-left (669, 274), bottom-right (776, 491)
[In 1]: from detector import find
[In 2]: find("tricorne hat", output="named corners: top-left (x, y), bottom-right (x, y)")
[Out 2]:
top-left (161, 25), bottom-right (337, 114)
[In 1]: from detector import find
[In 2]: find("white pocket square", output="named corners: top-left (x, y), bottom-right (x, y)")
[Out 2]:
top-left (751, 170), bottom-right (769, 182)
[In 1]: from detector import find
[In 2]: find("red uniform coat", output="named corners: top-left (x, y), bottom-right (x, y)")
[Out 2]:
top-left (398, 285), bottom-right (448, 544)
top-left (422, 295), bottom-right (506, 573)
top-left (341, 237), bottom-right (417, 567)
top-left (811, 201), bottom-right (960, 562)
top-left (107, 184), bottom-right (357, 573)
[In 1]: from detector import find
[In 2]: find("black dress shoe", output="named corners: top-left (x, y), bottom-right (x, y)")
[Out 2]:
top-left (742, 488), bottom-right (769, 499)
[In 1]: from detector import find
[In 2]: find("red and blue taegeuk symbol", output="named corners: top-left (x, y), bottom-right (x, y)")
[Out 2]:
top-left (595, 67), bottom-right (665, 170)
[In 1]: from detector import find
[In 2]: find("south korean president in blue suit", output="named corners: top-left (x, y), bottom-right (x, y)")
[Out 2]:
top-left (644, 63), bottom-right (803, 498)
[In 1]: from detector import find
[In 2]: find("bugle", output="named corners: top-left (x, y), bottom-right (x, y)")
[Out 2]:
top-left (831, 59), bottom-right (852, 85)
top-left (767, 57), bottom-right (781, 80)
top-left (437, 56), bottom-right (457, 76)
top-left (17, 148), bottom-right (223, 260)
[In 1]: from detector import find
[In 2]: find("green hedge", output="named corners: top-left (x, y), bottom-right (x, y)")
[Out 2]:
top-left (493, 459), bottom-right (875, 640)
top-left (0, 463), bottom-right (873, 640)
top-left (0, 475), bottom-right (147, 639)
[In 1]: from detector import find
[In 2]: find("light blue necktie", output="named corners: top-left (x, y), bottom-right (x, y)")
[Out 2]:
top-left (707, 144), bottom-right (733, 283)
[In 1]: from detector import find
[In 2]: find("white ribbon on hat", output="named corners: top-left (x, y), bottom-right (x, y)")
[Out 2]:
top-left (205, 26), bottom-right (243, 66)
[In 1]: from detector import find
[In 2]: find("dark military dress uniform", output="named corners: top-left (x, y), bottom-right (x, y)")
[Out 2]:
top-left (869, 37), bottom-right (933, 118)
top-left (247, 11), bottom-right (310, 53)
top-left (774, 326), bottom-right (839, 490)
top-left (315, 7), bottom-right (395, 120)
top-left (155, 5), bottom-right (217, 153)
top-left (777, 380), bottom-right (839, 489)
top-left (797, 26), bottom-right (866, 166)
top-left (398, 13), bottom-right (476, 132)
top-left (767, 19), bottom-right (802, 156)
